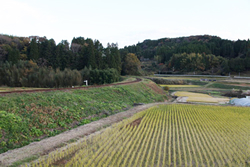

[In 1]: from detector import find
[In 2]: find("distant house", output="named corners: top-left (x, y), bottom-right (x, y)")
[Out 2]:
top-left (29, 36), bottom-right (46, 43)
top-left (140, 57), bottom-right (150, 61)
top-left (230, 98), bottom-right (250, 106)
top-left (200, 79), bottom-right (217, 82)
top-left (29, 36), bottom-right (39, 41)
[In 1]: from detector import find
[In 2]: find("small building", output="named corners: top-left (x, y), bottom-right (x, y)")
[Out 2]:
top-left (230, 97), bottom-right (250, 107)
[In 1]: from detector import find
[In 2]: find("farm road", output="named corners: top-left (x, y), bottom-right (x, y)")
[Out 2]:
top-left (0, 101), bottom-right (170, 167)
top-left (0, 78), bottom-right (142, 95)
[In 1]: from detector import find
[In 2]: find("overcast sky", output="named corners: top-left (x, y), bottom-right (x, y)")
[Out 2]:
top-left (1, 0), bottom-right (249, 48)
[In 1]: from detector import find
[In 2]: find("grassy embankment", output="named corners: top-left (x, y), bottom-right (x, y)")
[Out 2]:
top-left (0, 79), bottom-right (167, 153)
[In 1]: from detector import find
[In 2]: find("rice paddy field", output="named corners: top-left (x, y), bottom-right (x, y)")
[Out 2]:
top-left (159, 77), bottom-right (202, 80)
top-left (153, 76), bottom-right (227, 80)
top-left (25, 104), bottom-right (250, 167)
top-left (175, 91), bottom-right (229, 103)
top-left (160, 85), bottom-right (201, 88)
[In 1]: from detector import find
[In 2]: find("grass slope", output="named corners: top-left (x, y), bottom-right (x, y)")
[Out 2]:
top-left (0, 79), bottom-right (166, 153)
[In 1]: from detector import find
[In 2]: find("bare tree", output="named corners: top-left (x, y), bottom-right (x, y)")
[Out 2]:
top-left (71, 43), bottom-right (82, 53)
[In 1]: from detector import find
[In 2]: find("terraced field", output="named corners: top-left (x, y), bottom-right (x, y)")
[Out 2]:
top-left (25, 104), bottom-right (250, 167)
top-left (175, 91), bottom-right (229, 103)
top-left (159, 85), bottom-right (201, 88)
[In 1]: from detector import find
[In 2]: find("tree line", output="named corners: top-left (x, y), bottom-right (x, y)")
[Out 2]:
top-left (3, 34), bottom-right (248, 80)
top-left (0, 35), bottom-right (141, 87)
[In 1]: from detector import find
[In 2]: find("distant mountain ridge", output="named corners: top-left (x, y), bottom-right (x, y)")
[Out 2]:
top-left (142, 35), bottom-right (221, 46)
top-left (120, 35), bottom-right (250, 74)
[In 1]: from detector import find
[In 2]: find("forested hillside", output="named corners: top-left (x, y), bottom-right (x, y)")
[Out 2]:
top-left (120, 35), bottom-right (250, 74)
top-left (0, 35), bottom-right (126, 87)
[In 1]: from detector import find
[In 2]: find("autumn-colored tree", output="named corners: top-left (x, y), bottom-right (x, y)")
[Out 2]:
top-left (122, 53), bottom-right (141, 75)
top-left (168, 53), bottom-right (224, 72)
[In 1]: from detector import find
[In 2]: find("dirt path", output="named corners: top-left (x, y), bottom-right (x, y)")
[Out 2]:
top-left (0, 102), bottom-right (170, 167)
top-left (0, 78), bottom-right (142, 95)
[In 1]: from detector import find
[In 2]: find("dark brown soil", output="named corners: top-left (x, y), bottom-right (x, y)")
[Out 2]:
top-left (145, 82), bottom-right (166, 95)
top-left (51, 151), bottom-right (77, 166)
top-left (127, 117), bottom-right (143, 128)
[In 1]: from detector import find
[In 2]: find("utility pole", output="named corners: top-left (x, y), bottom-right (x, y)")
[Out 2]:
top-left (84, 80), bottom-right (88, 86)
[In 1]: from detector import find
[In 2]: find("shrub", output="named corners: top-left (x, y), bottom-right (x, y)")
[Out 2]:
top-left (88, 68), bottom-right (120, 85)
top-left (163, 86), bottom-right (169, 91)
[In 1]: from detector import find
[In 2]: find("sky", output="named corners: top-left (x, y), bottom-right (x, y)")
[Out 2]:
top-left (1, 0), bottom-right (249, 48)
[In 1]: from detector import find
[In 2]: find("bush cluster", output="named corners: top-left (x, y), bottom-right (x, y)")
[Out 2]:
top-left (163, 86), bottom-right (169, 91)
top-left (89, 68), bottom-right (120, 85)
top-left (0, 60), bottom-right (120, 88)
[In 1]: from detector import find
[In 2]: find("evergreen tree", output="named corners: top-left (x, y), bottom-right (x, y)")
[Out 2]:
top-left (47, 39), bottom-right (56, 67)
top-left (29, 39), bottom-right (39, 61)
top-left (54, 45), bottom-right (61, 69)
top-left (94, 40), bottom-right (103, 69)
top-left (229, 58), bottom-right (246, 72)
top-left (76, 46), bottom-right (86, 70)
top-left (55, 40), bottom-right (71, 70)
top-left (105, 43), bottom-right (117, 70)
top-left (111, 45), bottom-right (121, 73)
top-left (221, 59), bottom-right (230, 74)
top-left (85, 39), bottom-right (96, 69)
top-left (8, 48), bottom-right (20, 64)
top-left (39, 39), bottom-right (49, 59)
top-left (220, 41), bottom-right (234, 58)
